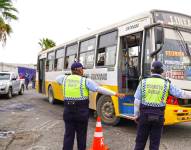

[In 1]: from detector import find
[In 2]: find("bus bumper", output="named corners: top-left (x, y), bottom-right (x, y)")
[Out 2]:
top-left (164, 105), bottom-right (191, 125)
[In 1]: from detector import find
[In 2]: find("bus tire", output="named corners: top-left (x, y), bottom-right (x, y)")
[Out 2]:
top-left (48, 86), bottom-right (55, 104)
top-left (97, 95), bottom-right (120, 126)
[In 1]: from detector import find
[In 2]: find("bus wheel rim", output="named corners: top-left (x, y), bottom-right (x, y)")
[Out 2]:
top-left (102, 101), bottom-right (114, 118)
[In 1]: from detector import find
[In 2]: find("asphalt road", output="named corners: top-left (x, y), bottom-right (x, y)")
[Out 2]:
top-left (0, 90), bottom-right (191, 150)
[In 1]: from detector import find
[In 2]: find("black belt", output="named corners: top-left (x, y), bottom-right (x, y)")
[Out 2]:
top-left (140, 104), bottom-right (165, 115)
top-left (64, 100), bottom-right (89, 107)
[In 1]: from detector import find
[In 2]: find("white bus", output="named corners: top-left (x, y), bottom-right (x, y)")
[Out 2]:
top-left (37, 10), bottom-right (191, 125)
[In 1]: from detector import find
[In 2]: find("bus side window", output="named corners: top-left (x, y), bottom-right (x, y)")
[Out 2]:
top-left (64, 44), bottom-right (78, 69)
top-left (79, 38), bottom-right (96, 68)
top-left (96, 31), bottom-right (118, 67)
top-left (68, 55), bottom-right (77, 69)
top-left (97, 48), bottom-right (105, 66)
top-left (47, 51), bottom-right (55, 72)
top-left (55, 48), bottom-right (65, 71)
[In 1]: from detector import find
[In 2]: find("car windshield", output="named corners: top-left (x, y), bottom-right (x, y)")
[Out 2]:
top-left (157, 28), bottom-right (191, 81)
top-left (0, 73), bottom-right (10, 80)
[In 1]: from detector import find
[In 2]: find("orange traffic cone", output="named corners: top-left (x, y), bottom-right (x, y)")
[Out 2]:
top-left (89, 116), bottom-right (109, 150)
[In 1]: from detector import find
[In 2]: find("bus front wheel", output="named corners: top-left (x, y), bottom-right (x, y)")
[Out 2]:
top-left (97, 95), bottom-right (120, 126)
top-left (48, 86), bottom-right (55, 104)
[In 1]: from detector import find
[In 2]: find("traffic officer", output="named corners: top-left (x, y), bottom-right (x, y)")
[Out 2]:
top-left (56, 62), bottom-right (125, 150)
top-left (133, 61), bottom-right (191, 150)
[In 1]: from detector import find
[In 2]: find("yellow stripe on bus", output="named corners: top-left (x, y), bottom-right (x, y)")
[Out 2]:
top-left (36, 80), bottom-right (120, 116)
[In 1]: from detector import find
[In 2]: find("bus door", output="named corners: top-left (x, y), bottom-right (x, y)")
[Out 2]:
top-left (118, 32), bottom-right (143, 116)
top-left (38, 58), bottom-right (46, 94)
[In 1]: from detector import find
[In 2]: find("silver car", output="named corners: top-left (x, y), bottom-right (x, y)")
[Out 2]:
top-left (0, 72), bottom-right (25, 98)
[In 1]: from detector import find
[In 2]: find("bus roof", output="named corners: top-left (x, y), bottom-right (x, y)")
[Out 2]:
top-left (38, 10), bottom-right (152, 55)
top-left (38, 9), bottom-right (191, 55)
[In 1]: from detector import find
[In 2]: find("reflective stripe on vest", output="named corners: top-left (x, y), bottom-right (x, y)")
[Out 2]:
top-left (141, 78), bottom-right (170, 107)
top-left (63, 75), bottom-right (89, 100)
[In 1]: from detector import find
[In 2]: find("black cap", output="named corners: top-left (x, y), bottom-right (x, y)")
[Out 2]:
top-left (71, 62), bottom-right (84, 70)
top-left (151, 61), bottom-right (164, 74)
top-left (151, 61), bottom-right (163, 70)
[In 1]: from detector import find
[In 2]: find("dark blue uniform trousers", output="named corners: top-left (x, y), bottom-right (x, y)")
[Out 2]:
top-left (63, 103), bottom-right (89, 150)
top-left (134, 113), bottom-right (164, 150)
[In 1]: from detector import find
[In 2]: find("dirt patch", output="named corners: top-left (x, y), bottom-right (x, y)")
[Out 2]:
top-left (0, 131), bottom-right (41, 150)
top-left (0, 103), bottom-right (34, 112)
top-left (26, 145), bottom-right (51, 150)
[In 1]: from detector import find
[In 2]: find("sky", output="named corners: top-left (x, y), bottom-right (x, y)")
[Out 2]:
top-left (0, 0), bottom-right (191, 64)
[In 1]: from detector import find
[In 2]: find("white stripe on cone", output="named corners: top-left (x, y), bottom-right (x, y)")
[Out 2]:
top-left (96, 122), bottom-right (102, 127)
top-left (94, 132), bottom-right (103, 137)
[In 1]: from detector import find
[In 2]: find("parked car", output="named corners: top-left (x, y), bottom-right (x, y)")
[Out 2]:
top-left (0, 72), bottom-right (25, 98)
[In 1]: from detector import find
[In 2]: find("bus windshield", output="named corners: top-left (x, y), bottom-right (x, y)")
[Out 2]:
top-left (158, 28), bottom-right (191, 81)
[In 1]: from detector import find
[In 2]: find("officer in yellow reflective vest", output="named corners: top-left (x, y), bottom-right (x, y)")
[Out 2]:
top-left (56, 62), bottom-right (125, 150)
top-left (133, 61), bottom-right (191, 150)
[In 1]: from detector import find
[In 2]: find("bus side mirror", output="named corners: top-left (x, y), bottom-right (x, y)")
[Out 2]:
top-left (155, 26), bottom-right (164, 45)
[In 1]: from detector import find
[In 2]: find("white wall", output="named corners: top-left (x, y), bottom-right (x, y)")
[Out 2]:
top-left (0, 62), bottom-right (36, 72)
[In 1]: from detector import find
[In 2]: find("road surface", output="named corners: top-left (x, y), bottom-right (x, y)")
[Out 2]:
top-left (0, 90), bottom-right (191, 150)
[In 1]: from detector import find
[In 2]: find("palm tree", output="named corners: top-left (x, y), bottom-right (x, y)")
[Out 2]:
top-left (0, 0), bottom-right (18, 45)
top-left (38, 38), bottom-right (56, 51)
top-left (0, 16), bottom-right (12, 45)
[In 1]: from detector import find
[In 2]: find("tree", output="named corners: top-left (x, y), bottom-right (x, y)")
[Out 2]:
top-left (38, 38), bottom-right (56, 51)
top-left (0, 0), bottom-right (18, 45)
top-left (0, 16), bottom-right (12, 45)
